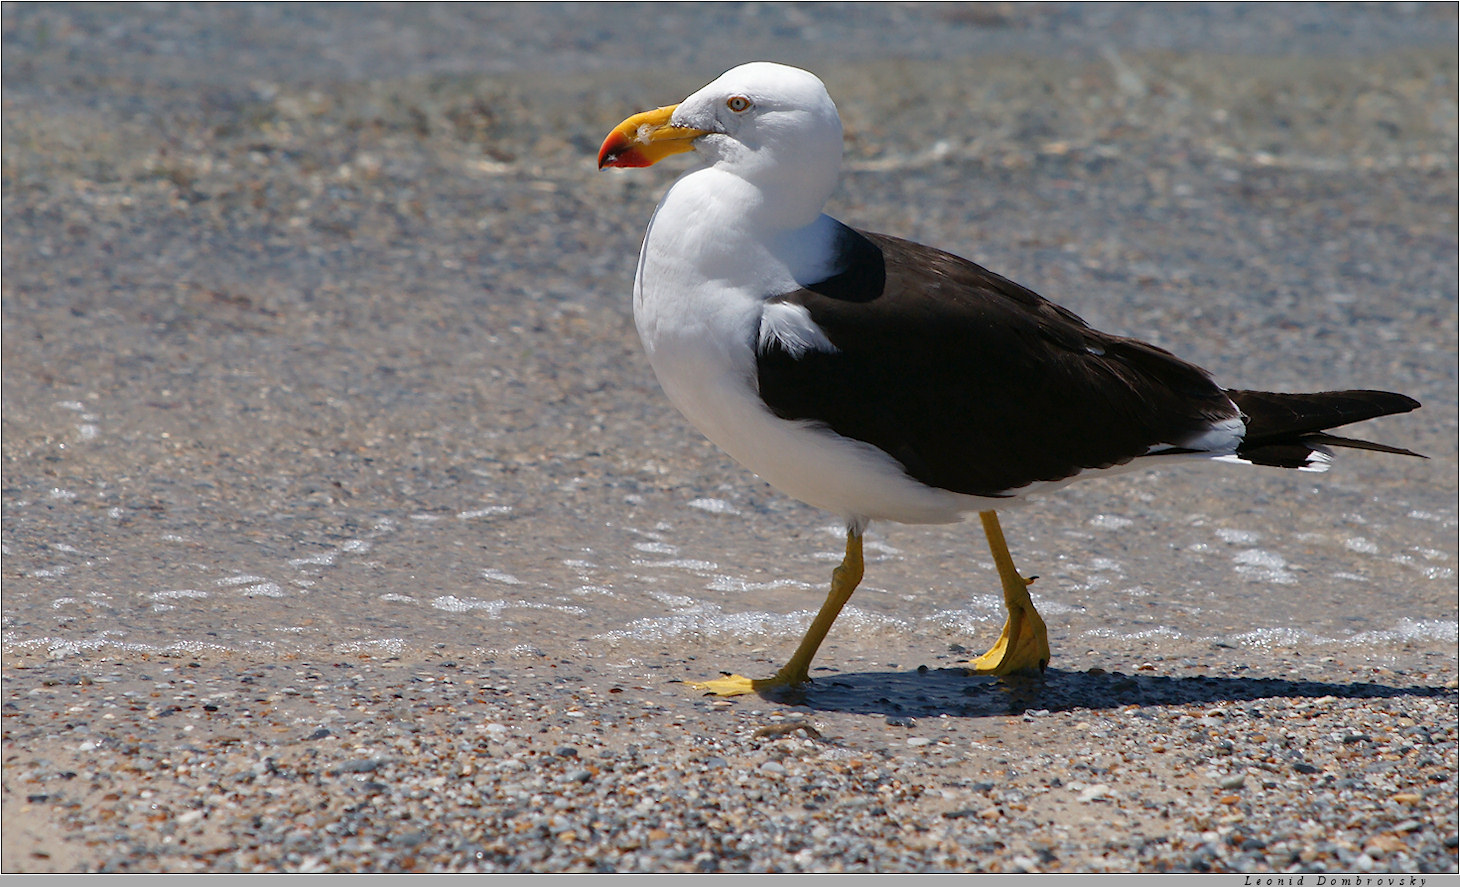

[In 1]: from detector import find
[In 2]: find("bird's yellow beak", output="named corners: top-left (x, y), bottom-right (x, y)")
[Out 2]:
top-left (597, 104), bottom-right (709, 169)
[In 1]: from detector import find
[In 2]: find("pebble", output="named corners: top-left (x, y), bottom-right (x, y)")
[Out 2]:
top-left (1078, 785), bottom-right (1111, 803)
top-left (12, 651), bottom-right (1452, 874)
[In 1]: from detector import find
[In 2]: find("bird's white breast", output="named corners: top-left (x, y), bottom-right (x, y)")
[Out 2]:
top-left (632, 170), bottom-right (995, 524)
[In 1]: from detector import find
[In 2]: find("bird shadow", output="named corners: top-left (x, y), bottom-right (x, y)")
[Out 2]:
top-left (731, 666), bottom-right (1455, 719)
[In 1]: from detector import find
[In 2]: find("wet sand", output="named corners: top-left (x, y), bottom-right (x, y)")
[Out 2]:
top-left (3, 3), bottom-right (1457, 874)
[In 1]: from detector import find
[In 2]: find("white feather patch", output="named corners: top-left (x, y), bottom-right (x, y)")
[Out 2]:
top-left (758, 300), bottom-right (838, 358)
top-left (1211, 449), bottom-right (1334, 472)
top-left (1179, 416), bottom-right (1247, 454)
top-left (1145, 417), bottom-right (1246, 457)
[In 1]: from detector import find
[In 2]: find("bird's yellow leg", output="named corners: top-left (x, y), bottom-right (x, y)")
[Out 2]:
top-left (965, 510), bottom-right (1051, 675)
top-left (689, 528), bottom-right (864, 697)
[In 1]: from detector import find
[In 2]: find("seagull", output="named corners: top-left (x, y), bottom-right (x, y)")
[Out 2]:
top-left (597, 62), bottom-right (1422, 697)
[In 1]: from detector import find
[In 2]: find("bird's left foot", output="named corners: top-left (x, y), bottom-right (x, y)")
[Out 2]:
top-left (687, 669), bottom-right (808, 697)
top-left (689, 529), bottom-right (864, 698)
top-left (963, 578), bottom-right (1051, 676)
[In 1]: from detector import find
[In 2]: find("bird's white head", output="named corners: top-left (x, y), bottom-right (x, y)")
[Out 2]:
top-left (599, 62), bottom-right (844, 229)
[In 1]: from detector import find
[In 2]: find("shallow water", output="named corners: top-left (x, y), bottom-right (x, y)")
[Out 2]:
top-left (5, 440), bottom-right (1453, 681)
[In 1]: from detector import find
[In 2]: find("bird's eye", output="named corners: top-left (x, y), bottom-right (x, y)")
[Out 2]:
top-left (726, 96), bottom-right (752, 113)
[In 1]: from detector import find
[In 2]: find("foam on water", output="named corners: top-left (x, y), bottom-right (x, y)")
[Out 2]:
top-left (704, 576), bottom-right (815, 593)
top-left (1349, 618), bottom-right (1458, 645)
top-left (595, 607), bottom-right (836, 645)
top-left (1215, 528), bottom-right (1261, 545)
top-left (8, 631), bottom-right (265, 660)
top-left (1082, 626), bottom-right (1189, 641)
top-left (287, 552), bottom-right (337, 567)
top-left (1344, 536), bottom-right (1380, 555)
top-left (216, 575), bottom-right (270, 586)
top-left (642, 590), bottom-right (712, 613)
top-left (456, 506), bottom-right (513, 520)
top-left (631, 558), bottom-right (719, 573)
top-left (688, 497), bottom-right (741, 515)
top-left (1231, 548), bottom-right (1298, 584)
top-left (330, 638), bottom-right (407, 656)
top-left (56, 399), bottom-right (100, 443)
top-left (480, 568), bottom-right (525, 585)
top-left (146, 588), bottom-right (210, 612)
top-left (1084, 619), bottom-right (1457, 652)
top-left (429, 595), bottom-right (587, 617)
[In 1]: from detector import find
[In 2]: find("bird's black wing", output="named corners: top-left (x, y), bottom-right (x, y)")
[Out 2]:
top-left (755, 226), bottom-right (1239, 497)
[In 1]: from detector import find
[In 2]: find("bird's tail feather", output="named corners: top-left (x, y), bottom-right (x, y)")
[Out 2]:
top-left (1226, 389), bottom-right (1423, 469)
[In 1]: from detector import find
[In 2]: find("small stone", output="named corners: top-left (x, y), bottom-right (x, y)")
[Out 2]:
top-left (175, 809), bottom-right (205, 826)
top-left (1078, 785), bottom-right (1109, 803)
top-left (1365, 835), bottom-right (1407, 857)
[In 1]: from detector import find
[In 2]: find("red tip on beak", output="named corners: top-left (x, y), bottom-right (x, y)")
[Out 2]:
top-left (598, 129), bottom-right (650, 169)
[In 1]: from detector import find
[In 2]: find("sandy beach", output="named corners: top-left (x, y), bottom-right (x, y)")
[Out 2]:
top-left (3, 3), bottom-right (1456, 873)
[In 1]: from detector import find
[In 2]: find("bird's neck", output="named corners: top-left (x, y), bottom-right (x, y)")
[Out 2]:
top-left (644, 168), bottom-right (842, 293)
